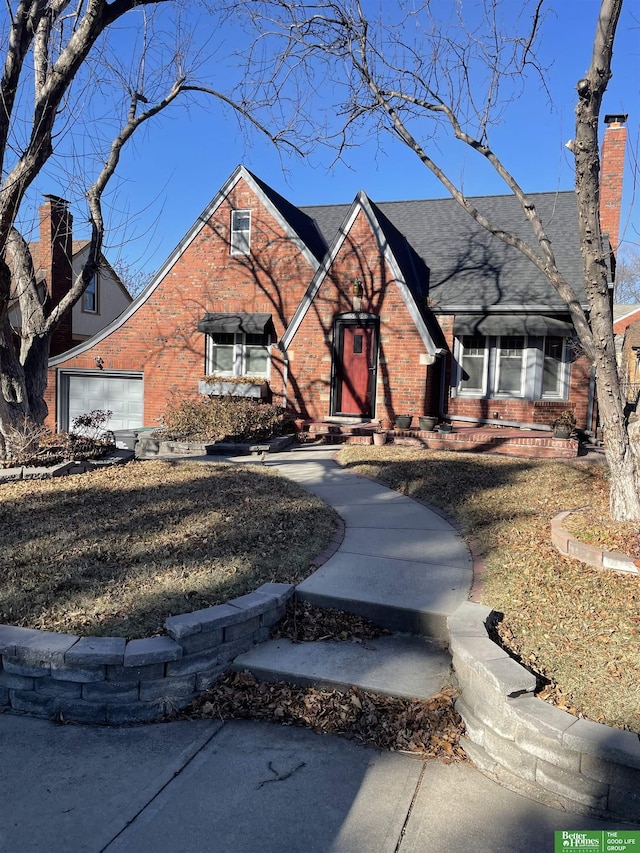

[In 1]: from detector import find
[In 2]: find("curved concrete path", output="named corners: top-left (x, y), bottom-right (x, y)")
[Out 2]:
top-left (234, 444), bottom-right (471, 700)
top-left (267, 445), bottom-right (473, 638)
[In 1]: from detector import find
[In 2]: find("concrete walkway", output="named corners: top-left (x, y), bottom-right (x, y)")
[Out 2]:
top-left (0, 444), bottom-right (635, 851)
top-left (234, 445), bottom-right (470, 699)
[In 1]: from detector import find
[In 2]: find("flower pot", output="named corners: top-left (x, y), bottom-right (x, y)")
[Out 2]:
top-left (394, 415), bottom-right (412, 429)
top-left (438, 423), bottom-right (452, 433)
top-left (419, 416), bottom-right (437, 431)
top-left (372, 431), bottom-right (387, 447)
top-left (553, 425), bottom-right (572, 439)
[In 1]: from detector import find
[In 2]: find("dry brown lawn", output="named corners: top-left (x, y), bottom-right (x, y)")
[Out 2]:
top-left (0, 459), bottom-right (337, 640)
top-left (337, 446), bottom-right (640, 734)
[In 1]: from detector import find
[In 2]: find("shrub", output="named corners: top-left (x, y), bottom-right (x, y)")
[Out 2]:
top-left (71, 409), bottom-right (113, 441)
top-left (157, 395), bottom-right (288, 442)
top-left (0, 414), bottom-right (115, 468)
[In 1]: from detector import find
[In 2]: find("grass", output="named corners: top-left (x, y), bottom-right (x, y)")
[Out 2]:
top-left (337, 446), bottom-right (640, 734)
top-left (0, 459), bottom-right (338, 640)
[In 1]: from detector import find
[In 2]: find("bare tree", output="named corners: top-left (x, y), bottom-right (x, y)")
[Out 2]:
top-left (0, 0), bottom-right (295, 458)
top-left (614, 248), bottom-right (640, 303)
top-left (233, 0), bottom-right (639, 519)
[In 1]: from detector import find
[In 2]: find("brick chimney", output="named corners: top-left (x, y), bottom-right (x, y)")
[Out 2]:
top-left (39, 194), bottom-right (74, 355)
top-left (600, 114), bottom-right (627, 256)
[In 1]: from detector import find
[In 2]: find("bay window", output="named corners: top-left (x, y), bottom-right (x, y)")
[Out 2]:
top-left (542, 336), bottom-right (567, 398)
top-left (459, 335), bottom-right (488, 394)
top-left (455, 333), bottom-right (569, 400)
top-left (496, 336), bottom-right (525, 395)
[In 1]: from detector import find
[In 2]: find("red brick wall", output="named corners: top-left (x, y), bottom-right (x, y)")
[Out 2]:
top-left (286, 210), bottom-right (433, 423)
top-left (46, 177), bottom-right (316, 429)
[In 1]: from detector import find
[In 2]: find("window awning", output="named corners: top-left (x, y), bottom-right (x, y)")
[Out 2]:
top-left (453, 314), bottom-right (574, 337)
top-left (197, 312), bottom-right (273, 335)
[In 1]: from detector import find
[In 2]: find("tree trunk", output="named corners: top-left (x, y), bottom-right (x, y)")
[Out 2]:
top-left (21, 332), bottom-right (50, 425)
top-left (0, 260), bottom-right (31, 456)
top-left (573, 0), bottom-right (640, 519)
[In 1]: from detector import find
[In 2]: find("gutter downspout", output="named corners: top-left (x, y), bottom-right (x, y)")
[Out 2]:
top-left (275, 343), bottom-right (288, 409)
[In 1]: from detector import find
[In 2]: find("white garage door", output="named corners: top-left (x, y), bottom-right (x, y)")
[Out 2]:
top-left (66, 373), bottom-right (144, 432)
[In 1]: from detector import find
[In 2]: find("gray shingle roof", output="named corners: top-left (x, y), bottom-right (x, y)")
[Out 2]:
top-left (300, 191), bottom-right (586, 313)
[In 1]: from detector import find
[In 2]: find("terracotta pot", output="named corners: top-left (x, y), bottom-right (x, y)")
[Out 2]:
top-left (372, 431), bottom-right (387, 446)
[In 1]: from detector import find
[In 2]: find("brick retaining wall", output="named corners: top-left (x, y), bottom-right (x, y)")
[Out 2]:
top-left (0, 584), bottom-right (294, 725)
top-left (448, 601), bottom-right (640, 822)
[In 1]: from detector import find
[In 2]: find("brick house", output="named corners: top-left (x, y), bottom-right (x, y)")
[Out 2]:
top-left (46, 118), bottom-right (627, 436)
top-left (11, 195), bottom-right (132, 357)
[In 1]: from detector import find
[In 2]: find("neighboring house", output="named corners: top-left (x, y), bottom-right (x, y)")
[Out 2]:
top-left (11, 196), bottom-right (132, 357)
top-left (68, 239), bottom-right (132, 348)
top-left (45, 117), bottom-right (627, 437)
top-left (616, 307), bottom-right (640, 407)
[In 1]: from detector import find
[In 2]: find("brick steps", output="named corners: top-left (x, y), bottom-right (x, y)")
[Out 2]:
top-left (299, 422), bottom-right (580, 459)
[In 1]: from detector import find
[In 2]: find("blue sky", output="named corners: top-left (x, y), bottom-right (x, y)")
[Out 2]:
top-left (30, 0), bottom-right (640, 280)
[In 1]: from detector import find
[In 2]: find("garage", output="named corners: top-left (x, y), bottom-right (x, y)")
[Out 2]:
top-left (59, 371), bottom-right (144, 433)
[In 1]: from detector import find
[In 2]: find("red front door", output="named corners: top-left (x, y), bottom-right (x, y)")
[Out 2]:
top-left (337, 325), bottom-right (375, 416)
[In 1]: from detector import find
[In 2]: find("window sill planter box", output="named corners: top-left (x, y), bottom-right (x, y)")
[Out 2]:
top-left (198, 380), bottom-right (269, 399)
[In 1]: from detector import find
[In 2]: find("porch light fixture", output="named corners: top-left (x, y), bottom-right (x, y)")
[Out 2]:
top-left (353, 279), bottom-right (363, 298)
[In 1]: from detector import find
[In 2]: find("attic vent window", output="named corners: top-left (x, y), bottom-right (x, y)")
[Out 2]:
top-left (230, 209), bottom-right (251, 255)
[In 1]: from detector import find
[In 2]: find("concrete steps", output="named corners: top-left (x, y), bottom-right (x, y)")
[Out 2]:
top-left (232, 634), bottom-right (453, 700)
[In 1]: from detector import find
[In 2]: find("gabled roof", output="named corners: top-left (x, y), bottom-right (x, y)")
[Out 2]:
top-left (50, 165), bottom-right (322, 364)
top-left (282, 191), bottom-right (446, 355)
top-left (301, 190), bottom-right (587, 313)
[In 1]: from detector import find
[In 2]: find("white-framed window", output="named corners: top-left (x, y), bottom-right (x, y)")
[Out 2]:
top-left (206, 330), bottom-right (271, 377)
top-left (455, 333), bottom-right (569, 400)
top-left (82, 274), bottom-right (98, 313)
top-left (495, 335), bottom-right (525, 395)
top-left (542, 336), bottom-right (567, 398)
top-left (230, 209), bottom-right (251, 255)
top-left (458, 335), bottom-right (488, 395)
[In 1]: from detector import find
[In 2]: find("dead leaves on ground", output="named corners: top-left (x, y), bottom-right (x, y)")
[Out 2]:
top-left (272, 600), bottom-right (391, 643)
top-left (178, 670), bottom-right (467, 762)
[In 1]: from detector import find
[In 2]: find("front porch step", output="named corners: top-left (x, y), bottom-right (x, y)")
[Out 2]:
top-left (309, 432), bottom-right (374, 446)
top-left (231, 634), bottom-right (452, 700)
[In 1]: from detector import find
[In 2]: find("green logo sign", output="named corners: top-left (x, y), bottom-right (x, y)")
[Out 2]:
top-left (555, 831), bottom-right (640, 852)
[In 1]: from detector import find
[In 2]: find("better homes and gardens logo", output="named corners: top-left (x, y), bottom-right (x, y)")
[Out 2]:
top-left (555, 831), bottom-right (639, 852)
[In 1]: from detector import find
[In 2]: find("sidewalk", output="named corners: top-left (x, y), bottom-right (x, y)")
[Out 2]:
top-left (0, 444), bottom-right (635, 851)
top-left (0, 713), bottom-right (628, 852)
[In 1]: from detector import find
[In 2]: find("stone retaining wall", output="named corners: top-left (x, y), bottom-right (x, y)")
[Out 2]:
top-left (136, 435), bottom-right (294, 458)
top-left (551, 511), bottom-right (640, 575)
top-left (0, 583), bottom-right (294, 725)
top-left (448, 601), bottom-right (640, 822)
top-left (0, 450), bottom-right (132, 482)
